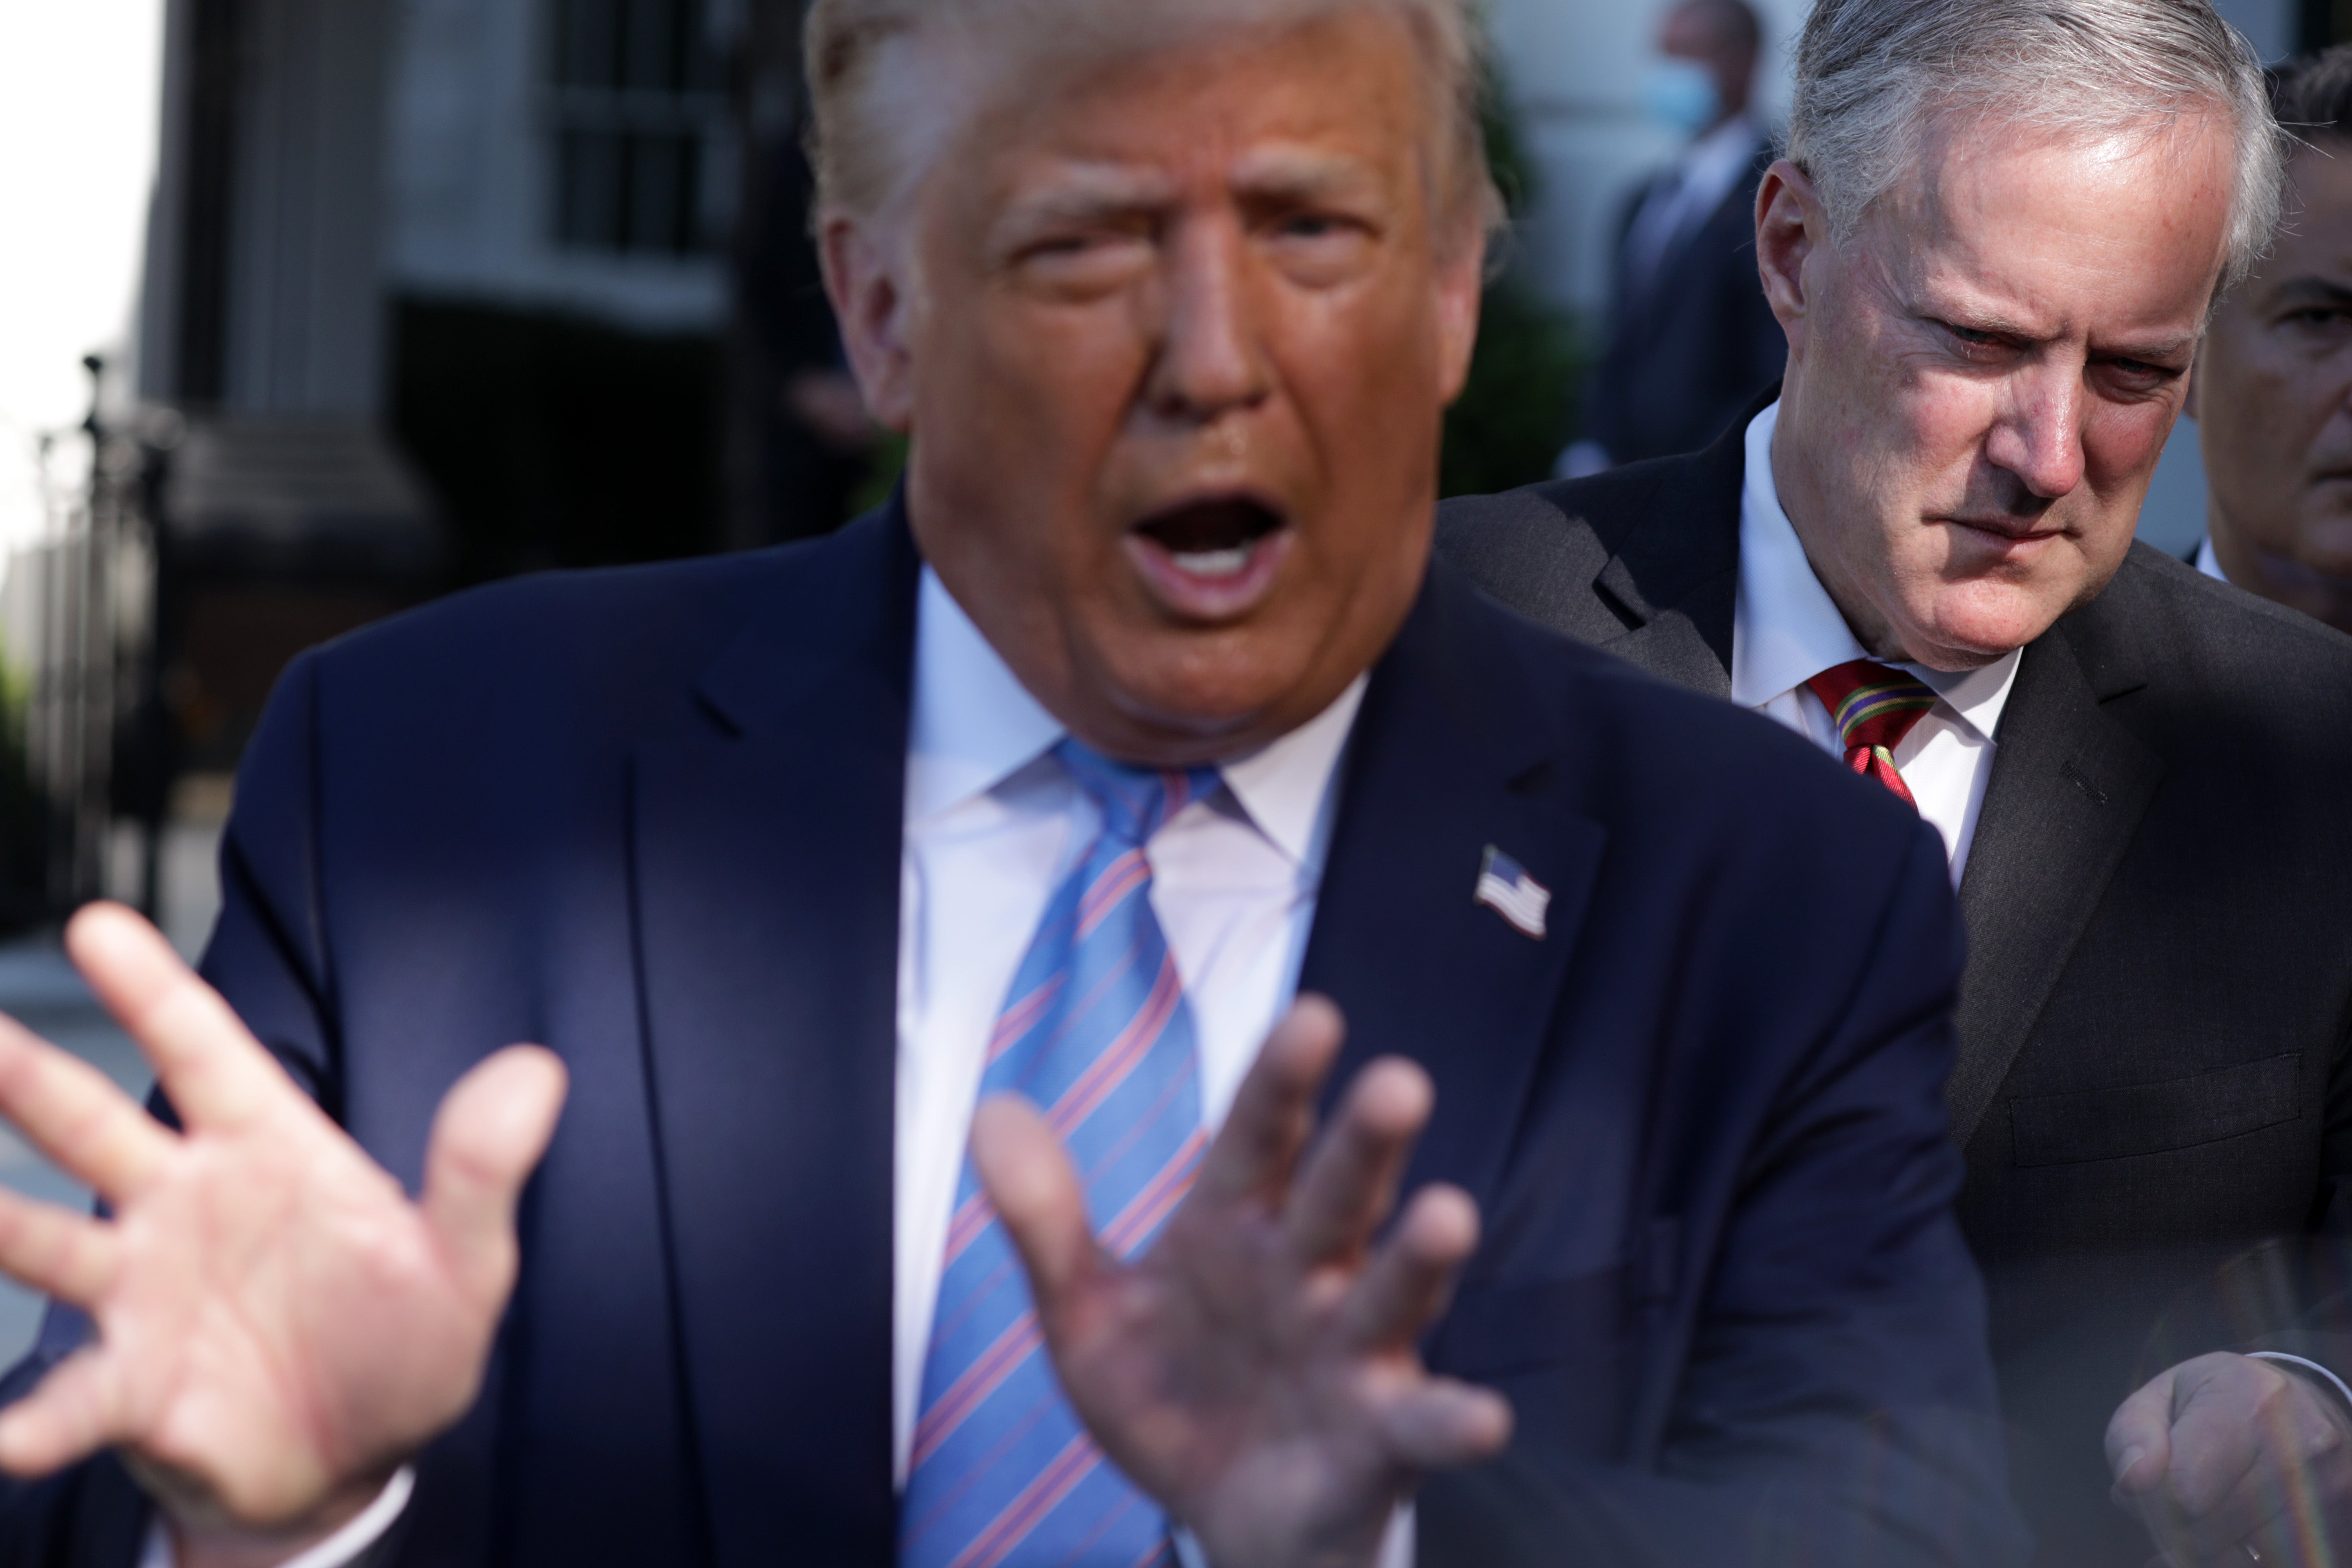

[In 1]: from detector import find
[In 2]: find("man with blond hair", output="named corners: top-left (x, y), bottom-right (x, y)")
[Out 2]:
top-left (0, 1), bottom-right (2020, 1564)
top-left (1442, 2), bottom-right (2352, 1564)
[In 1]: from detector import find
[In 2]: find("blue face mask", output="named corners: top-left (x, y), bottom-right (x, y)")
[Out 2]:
top-left (1643, 59), bottom-right (1721, 137)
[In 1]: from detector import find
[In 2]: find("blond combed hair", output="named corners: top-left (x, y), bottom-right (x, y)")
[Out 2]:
top-left (802, 0), bottom-right (1504, 246)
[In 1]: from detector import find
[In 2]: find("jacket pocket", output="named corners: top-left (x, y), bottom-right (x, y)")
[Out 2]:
top-left (2008, 1053), bottom-right (2303, 1167)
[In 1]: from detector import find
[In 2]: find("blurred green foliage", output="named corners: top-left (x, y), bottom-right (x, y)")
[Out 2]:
top-left (1441, 68), bottom-right (1584, 499)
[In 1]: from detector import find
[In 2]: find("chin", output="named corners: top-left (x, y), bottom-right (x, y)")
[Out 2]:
top-left (1916, 584), bottom-right (2075, 664)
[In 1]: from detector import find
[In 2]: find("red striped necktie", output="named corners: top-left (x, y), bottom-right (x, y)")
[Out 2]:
top-left (1804, 660), bottom-right (1938, 810)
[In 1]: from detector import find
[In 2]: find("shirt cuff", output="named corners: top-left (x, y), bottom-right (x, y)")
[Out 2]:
top-left (1173, 1501), bottom-right (1414, 1568)
top-left (2249, 1351), bottom-right (2352, 1416)
top-left (136, 1467), bottom-right (416, 1568)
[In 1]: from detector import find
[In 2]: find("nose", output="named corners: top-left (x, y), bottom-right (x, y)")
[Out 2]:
top-left (1143, 217), bottom-right (1273, 425)
top-left (1981, 366), bottom-right (2088, 501)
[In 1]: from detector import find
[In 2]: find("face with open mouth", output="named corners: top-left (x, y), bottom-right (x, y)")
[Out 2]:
top-left (1759, 112), bottom-right (2229, 670)
top-left (821, 7), bottom-right (1484, 765)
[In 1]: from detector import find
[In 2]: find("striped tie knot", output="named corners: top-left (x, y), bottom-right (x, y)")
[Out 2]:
top-left (1056, 740), bottom-right (1221, 848)
top-left (1803, 659), bottom-right (1937, 810)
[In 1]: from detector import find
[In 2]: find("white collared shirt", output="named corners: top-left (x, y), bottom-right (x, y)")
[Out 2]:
top-left (901, 568), bottom-right (1404, 1568)
top-left (896, 564), bottom-right (1364, 1476)
top-left (1732, 402), bottom-right (2022, 881)
top-left (2196, 535), bottom-right (2229, 584)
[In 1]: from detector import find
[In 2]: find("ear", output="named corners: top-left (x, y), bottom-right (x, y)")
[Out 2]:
top-left (1755, 159), bottom-right (1824, 367)
top-left (820, 211), bottom-right (918, 434)
top-left (1433, 223), bottom-right (1487, 408)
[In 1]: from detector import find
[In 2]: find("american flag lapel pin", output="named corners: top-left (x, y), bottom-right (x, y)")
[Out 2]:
top-left (1475, 845), bottom-right (1550, 939)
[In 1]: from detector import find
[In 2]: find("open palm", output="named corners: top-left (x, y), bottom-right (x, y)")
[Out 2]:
top-left (972, 996), bottom-right (1510, 1568)
top-left (0, 904), bottom-right (565, 1548)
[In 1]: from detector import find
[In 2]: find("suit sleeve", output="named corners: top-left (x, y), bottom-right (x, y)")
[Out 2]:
top-left (0, 654), bottom-right (342, 1567)
top-left (1423, 825), bottom-right (2028, 1568)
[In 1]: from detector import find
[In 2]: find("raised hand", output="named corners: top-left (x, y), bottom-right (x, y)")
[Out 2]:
top-left (2108, 1351), bottom-right (2352, 1567)
top-left (0, 904), bottom-right (566, 1563)
top-left (970, 994), bottom-right (1510, 1568)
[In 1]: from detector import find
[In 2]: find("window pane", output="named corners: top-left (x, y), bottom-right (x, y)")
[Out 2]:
top-left (558, 130), bottom-right (626, 249)
top-left (554, 0), bottom-right (621, 90)
top-left (620, 0), bottom-right (681, 94)
top-left (624, 131), bottom-right (699, 254)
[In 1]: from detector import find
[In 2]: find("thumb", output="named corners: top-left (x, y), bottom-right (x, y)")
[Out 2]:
top-left (2108, 1367), bottom-right (2178, 1498)
top-left (422, 1045), bottom-right (568, 1301)
top-left (968, 1093), bottom-right (1105, 1330)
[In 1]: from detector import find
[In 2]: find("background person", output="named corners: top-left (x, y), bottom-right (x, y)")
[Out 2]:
top-left (1559, 0), bottom-right (1785, 477)
top-left (2188, 45), bottom-right (2352, 634)
top-left (1440, 2), bottom-right (2352, 1564)
top-left (0, 1), bottom-right (2021, 1566)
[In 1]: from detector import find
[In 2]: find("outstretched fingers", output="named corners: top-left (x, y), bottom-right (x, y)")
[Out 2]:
top-left (1285, 1057), bottom-right (1430, 1265)
top-left (66, 903), bottom-right (297, 1136)
top-left (0, 1013), bottom-right (172, 1205)
top-left (0, 1188), bottom-right (117, 1307)
top-left (969, 1093), bottom-right (1108, 1329)
top-left (1341, 1183), bottom-right (1479, 1353)
top-left (1345, 1183), bottom-right (1510, 1469)
top-left (0, 1348), bottom-right (127, 1477)
top-left (1373, 1374), bottom-right (1514, 1471)
top-left (423, 1046), bottom-right (569, 1304)
top-left (1193, 996), bottom-right (1348, 1214)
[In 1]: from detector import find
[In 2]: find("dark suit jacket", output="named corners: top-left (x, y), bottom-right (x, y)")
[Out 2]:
top-left (0, 502), bottom-right (2023, 1566)
top-left (1435, 412), bottom-right (2352, 1567)
top-left (1585, 137), bottom-right (1787, 467)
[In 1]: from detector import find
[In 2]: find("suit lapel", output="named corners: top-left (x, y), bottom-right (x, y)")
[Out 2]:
top-left (629, 508), bottom-right (918, 1565)
top-left (1948, 627), bottom-right (2163, 1146)
top-left (1580, 403), bottom-right (1754, 696)
top-left (1300, 564), bottom-right (1607, 1223)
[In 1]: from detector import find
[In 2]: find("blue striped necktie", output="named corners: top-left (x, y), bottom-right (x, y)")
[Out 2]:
top-left (899, 740), bottom-right (1220, 1568)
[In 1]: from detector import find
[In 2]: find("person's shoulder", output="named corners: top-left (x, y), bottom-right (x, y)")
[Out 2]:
top-left (1434, 456), bottom-right (1707, 612)
top-left (1434, 566), bottom-right (1927, 864)
top-left (1438, 458), bottom-right (1687, 554)
top-left (276, 514), bottom-right (906, 768)
top-left (2071, 542), bottom-right (2352, 711)
top-left (319, 515), bottom-right (885, 685)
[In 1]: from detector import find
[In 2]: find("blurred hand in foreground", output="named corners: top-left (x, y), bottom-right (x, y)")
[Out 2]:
top-left (2109, 1350), bottom-right (2352, 1567)
top-left (971, 995), bottom-right (1511, 1568)
top-left (0, 903), bottom-right (566, 1568)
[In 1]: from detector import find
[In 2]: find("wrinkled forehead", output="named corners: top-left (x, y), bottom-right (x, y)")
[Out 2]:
top-left (861, 0), bottom-right (1444, 226)
top-left (1864, 105), bottom-right (2235, 320)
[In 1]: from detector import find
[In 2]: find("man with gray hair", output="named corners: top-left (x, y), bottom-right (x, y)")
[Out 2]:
top-left (0, 0), bottom-right (2023, 1566)
top-left (1442, 2), bottom-right (2352, 1565)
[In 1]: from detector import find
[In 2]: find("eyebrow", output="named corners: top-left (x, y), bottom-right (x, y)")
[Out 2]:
top-left (1935, 306), bottom-right (2198, 365)
top-left (1225, 146), bottom-right (1385, 204)
top-left (2265, 275), bottom-right (2352, 310)
top-left (993, 166), bottom-right (1181, 235)
top-left (987, 147), bottom-right (1391, 252)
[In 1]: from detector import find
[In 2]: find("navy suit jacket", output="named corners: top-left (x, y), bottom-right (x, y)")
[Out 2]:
top-left (1584, 137), bottom-right (1787, 467)
top-left (0, 503), bottom-right (2022, 1566)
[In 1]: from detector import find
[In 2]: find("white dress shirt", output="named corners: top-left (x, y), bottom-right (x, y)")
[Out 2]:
top-left (180, 564), bottom-right (1397, 1568)
top-left (896, 563), bottom-right (1364, 1473)
top-left (2195, 535), bottom-right (2229, 584)
top-left (1733, 402), bottom-right (2021, 881)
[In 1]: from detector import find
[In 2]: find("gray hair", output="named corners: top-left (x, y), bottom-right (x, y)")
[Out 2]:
top-left (1786, 0), bottom-right (2289, 288)
top-left (802, 0), bottom-right (1501, 244)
